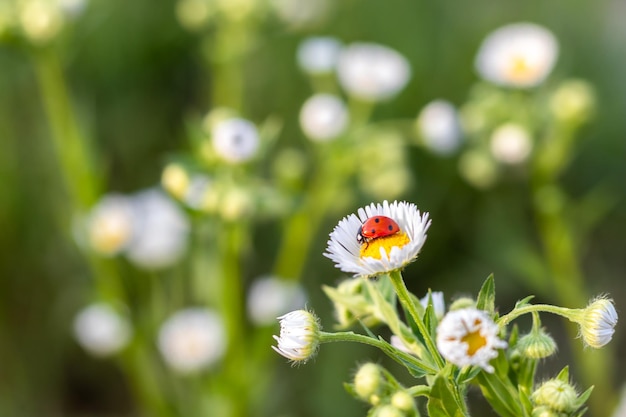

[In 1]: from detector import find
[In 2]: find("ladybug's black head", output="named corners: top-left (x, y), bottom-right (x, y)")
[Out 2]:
top-left (356, 225), bottom-right (364, 244)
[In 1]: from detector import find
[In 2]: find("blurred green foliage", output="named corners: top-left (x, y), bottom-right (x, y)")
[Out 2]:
top-left (1, 0), bottom-right (625, 416)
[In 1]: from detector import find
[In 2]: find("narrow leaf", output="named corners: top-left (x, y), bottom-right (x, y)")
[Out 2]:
top-left (427, 375), bottom-right (467, 417)
top-left (476, 274), bottom-right (496, 313)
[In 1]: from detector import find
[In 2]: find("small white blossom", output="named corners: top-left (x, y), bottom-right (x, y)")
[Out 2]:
top-left (299, 93), bottom-right (349, 142)
top-left (337, 43), bottom-right (411, 102)
top-left (86, 194), bottom-right (134, 256)
top-left (271, 0), bottom-right (329, 29)
top-left (125, 189), bottom-right (190, 270)
top-left (324, 201), bottom-right (431, 278)
top-left (489, 123), bottom-right (533, 164)
top-left (158, 308), bottom-right (227, 373)
top-left (475, 22), bottom-right (558, 88)
top-left (436, 308), bottom-right (507, 373)
top-left (73, 303), bottom-right (131, 357)
top-left (417, 100), bottom-right (463, 155)
top-left (212, 118), bottom-right (260, 163)
top-left (19, 0), bottom-right (64, 44)
top-left (420, 291), bottom-right (445, 319)
top-left (272, 310), bottom-right (321, 363)
top-left (247, 276), bottom-right (307, 326)
top-left (297, 36), bottom-right (342, 75)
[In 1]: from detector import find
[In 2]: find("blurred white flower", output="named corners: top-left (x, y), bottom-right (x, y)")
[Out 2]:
top-left (58, 0), bottom-right (88, 17)
top-left (337, 43), bottom-right (411, 102)
top-left (126, 189), bottom-right (190, 269)
top-left (299, 93), bottom-right (348, 142)
top-left (73, 303), bottom-right (131, 357)
top-left (271, 0), bottom-right (329, 29)
top-left (176, 0), bottom-right (213, 30)
top-left (475, 22), bottom-right (558, 88)
top-left (247, 276), bottom-right (307, 326)
top-left (158, 308), bottom-right (227, 374)
top-left (297, 36), bottom-right (342, 75)
top-left (436, 308), bottom-right (507, 373)
top-left (86, 194), bottom-right (134, 256)
top-left (184, 174), bottom-right (213, 210)
top-left (489, 123), bottom-right (533, 164)
top-left (212, 118), bottom-right (260, 163)
top-left (324, 201), bottom-right (431, 278)
top-left (417, 100), bottom-right (463, 155)
top-left (420, 291), bottom-right (445, 319)
top-left (19, 0), bottom-right (64, 44)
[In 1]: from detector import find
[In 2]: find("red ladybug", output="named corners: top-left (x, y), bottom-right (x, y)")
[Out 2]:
top-left (357, 215), bottom-right (400, 246)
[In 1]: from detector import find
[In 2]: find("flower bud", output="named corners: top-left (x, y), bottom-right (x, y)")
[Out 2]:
top-left (532, 405), bottom-right (565, 417)
top-left (272, 310), bottom-right (321, 364)
top-left (448, 297), bottom-right (476, 311)
top-left (391, 391), bottom-right (414, 412)
top-left (374, 404), bottom-right (404, 417)
top-left (161, 164), bottom-right (190, 201)
top-left (577, 297), bottom-right (618, 348)
top-left (354, 363), bottom-right (383, 401)
top-left (517, 328), bottom-right (557, 359)
top-left (549, 79), bottom-right (595, 124)
top-left (532, 379), bottom-right (578, 413)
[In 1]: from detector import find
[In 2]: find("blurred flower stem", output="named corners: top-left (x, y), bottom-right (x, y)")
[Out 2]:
top-left (531, 126), bottom-right (616, 415)
top-left (32, 47), bottom-right (99, 210)
top-left (31, 47), bottom-right (125, 300)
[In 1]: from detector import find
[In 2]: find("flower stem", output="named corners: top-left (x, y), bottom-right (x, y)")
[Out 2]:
top-left (320, 331), bottom-right (438, 375)
top-left (387, 270), bottom-right (445, 370)
top-left (497, 303), bottom-right (576, 327)
top-left (406, 385), bottom-right (430, 397)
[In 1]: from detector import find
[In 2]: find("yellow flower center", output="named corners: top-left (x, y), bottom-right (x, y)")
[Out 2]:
top-left (461, 328), bottom-right (487, 356)
top-left (359, 232), bottom-right (410, 259)
top-left (506, 55), bottom-right (537, 83)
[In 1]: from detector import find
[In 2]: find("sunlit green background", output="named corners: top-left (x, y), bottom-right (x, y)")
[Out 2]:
top-left (1, 0), bottom-right (625, 416)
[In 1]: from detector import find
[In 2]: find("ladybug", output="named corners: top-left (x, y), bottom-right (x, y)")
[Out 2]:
top-left (357, 215), bottom-right (400, 246)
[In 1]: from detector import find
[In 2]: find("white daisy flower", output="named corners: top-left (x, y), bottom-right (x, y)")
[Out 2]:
top-left (73, 303), bottom-right (132, 357)
top-left (417, 100), bottom-right (463, 156)
top-left (337, 43), bottom-right (411, 102)
top-left (436, 308), bottom-right (507, 373)
top-left (324, 200), bottom-right (431, 278)
top-left (158, 308), bottom-right (227, 374)
top-left (299, 93), bottom-right (349, 142)
top-left (272, 309), bottom-right (321, 363)
top-left (247, 276), bottom-right (307, 326)
top-left (489, 123), bottom-right (533, 164)
top-left (212, 117), bottom-right (260, 164)
top-left (85, 194), bottom-right (134, 256)
top-left (297, 36), bottom-right (342, 75)
top-left (19, 0), bottom-right (64, 45)
top-left (125, 189), bottom-right (190, 270)
top-left (475, 22), bottom-right (559, 88)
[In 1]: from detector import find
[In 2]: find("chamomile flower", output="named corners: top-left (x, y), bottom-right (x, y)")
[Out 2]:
top-left (272, 310), bottom-right (321, 363)
top-left (85, 194), bottom-right (134, 256)
top-left (417, 100), bottom-right (463, 156)
top-left (297, 36), bottom-right (342, 75)
top-left (299, 93), bottom-right (348, 141)
top-left (337, 43), bottom-right (411, 102)
top-left (73, 303), bottom-right (131, 357)
top-left (436, 307), bottom-right (507, 373)
top-left (158, 308), bottom-right (227, 374)
top-left (475, 22), bottom-right (559, 88)
top-left (324, 201), bottom-right (431, 278)
top-left (489, 123), bottom-right (533, 164)
top-left (247, 275), bottom-right (307, 326)
top-left (212, 117), bottom-right (260, 164)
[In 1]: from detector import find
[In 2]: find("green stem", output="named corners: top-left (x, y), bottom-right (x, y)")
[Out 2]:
top-left (32, 47), bottom-right (99, 210)
top-left (497, 304), bottom-right (575, 327)
top-left (406, 385), bottom-right (430, 397)
top-left (388, 270), bottom-right (445, 370)
top-left (320, 331), bottom-right (438, 375)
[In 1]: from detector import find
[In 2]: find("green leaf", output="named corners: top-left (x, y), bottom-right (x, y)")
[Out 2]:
top-left (476, 274), bottom-right (496, 313)
top-left (517, 385), bottom-right (533, 417)
top-left (573, 386), bottom-right (594, 410)
top-left (514, 295), bottom-right (535, 309)
top-left (427, 375), bottom-right (468, 417)
top-left (556, 366), bottom-right (570, 382)
top-left (366, 279), bottom-right (402, 335)
top-left (476, 371), bottom-right (523, 417)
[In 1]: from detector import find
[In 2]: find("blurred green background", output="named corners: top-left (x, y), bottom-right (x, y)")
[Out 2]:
top-left (1, 0), bottom-right (624, 416)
